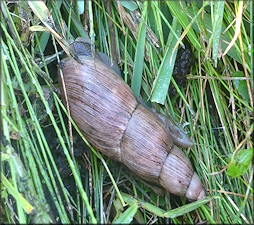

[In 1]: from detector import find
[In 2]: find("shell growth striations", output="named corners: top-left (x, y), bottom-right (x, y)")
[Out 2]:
top-left (59, 42), bottom-right (205, 201)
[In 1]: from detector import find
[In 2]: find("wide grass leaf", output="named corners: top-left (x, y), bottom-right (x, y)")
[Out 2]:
top-left (227, 149), bottom-right (253, 178)
top-left (150, 18), bottom-right (181, 104)
top-left (113, 203), bottom-right (138, 224)
top-left (166, 1), bottom-right (201, 51)
top-left (233, 71), bottom-right (250, 102)
top-left (163, 197), bottom-right (215, 218)
top-left (131, 2), bottom-right (147, 97)
top-left (212, 1), bottom-right (225, 67)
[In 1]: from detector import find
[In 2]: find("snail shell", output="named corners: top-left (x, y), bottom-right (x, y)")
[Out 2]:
top-left (58, 41), bottom-right (205, 201)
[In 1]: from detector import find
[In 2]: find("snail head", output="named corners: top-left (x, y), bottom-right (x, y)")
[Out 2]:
top-left (69, 37), bottom-right (93, 58)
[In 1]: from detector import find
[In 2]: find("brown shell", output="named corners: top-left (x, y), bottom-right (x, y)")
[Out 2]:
top-left (59, 55), bottom-right (205, 201)
top-left (60, 56), bottom-right (137, 161)
top-left (121, 104), bottom-right (173, 182)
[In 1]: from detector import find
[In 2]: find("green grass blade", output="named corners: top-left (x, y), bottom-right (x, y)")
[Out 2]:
top-left (113, 203), bottom-right (138, 224)
top-left (163, 196), bottom-right (215, 218)
top-left (212, 1), bottom-right (225, 67)
top-left (150, 17), bottom-right (181, 104)
top-left (131, 2), bottom-right (147, 97)
top-left (166, 1), bottom-right (201, 50)
top-left (1, 173), bottom-right (34, 214)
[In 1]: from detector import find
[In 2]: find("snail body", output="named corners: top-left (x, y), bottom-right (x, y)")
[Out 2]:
top-left (59, 39), bottom-right (205, 201)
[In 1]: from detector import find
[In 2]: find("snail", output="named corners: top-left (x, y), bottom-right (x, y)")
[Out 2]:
top-left (58, 38), bottom-right (205, 201)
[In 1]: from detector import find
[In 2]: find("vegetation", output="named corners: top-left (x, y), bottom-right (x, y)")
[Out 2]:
top-left (1, 0), bottom-right (253, 224)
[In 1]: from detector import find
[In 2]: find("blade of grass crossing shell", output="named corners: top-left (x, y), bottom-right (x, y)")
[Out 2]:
top-left (131, 2), bottom-right (148, 97)
top-left (55, 94), bottom-right (126, 209)
top-left (150, 17), bottom-right (182, 104)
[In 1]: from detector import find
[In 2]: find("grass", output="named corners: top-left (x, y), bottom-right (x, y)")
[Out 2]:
top-left (1, 0), bottom-right (253, 224)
